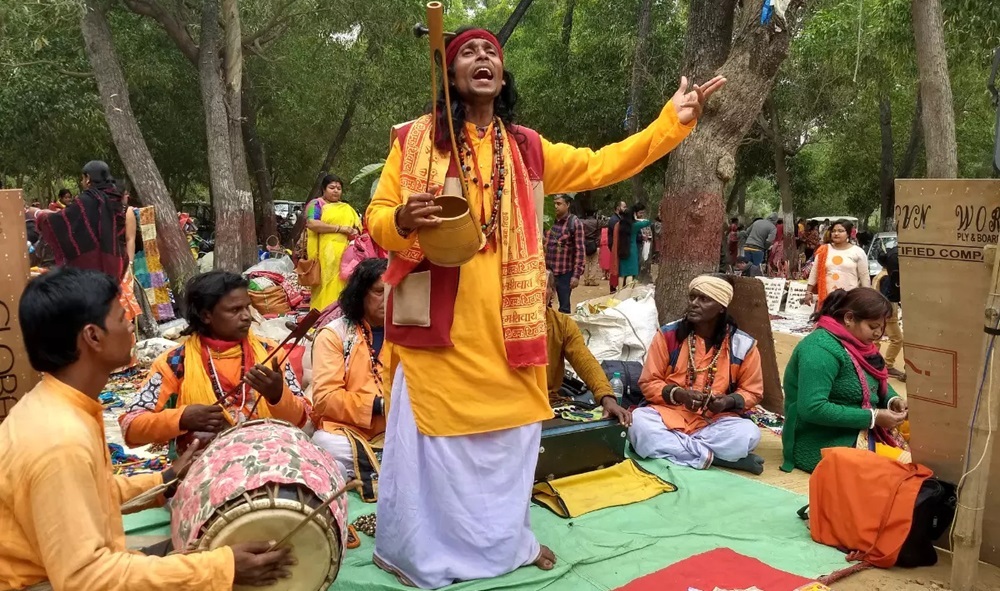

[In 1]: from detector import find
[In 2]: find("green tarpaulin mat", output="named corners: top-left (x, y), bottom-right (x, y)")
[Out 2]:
top-left (124, 458), bottom-right (844, 591)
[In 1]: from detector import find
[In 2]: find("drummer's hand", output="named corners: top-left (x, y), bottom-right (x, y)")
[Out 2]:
top-left (231, 542), bottom-right (296, 586)
top-left (245, 358), bottom-right (284, 405)
top-left (601, 396), bottom-right (632, 427)
top-left (396, 192), bottom-right (442, 233)
top-left (179, 404), bottom-right (226, 433)
top-left (164, 438), bottom-right (202, 483)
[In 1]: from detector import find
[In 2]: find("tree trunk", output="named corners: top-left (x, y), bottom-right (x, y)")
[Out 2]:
top-left (497, 0), bottom-right (537, 46)
top-left (725, 172), bottom-right (748, 214)
top-left (878, 95), bottom-right (895, 228)
top-left (80, 0), bottom-right (197, 293)
top-left (222, 0), bottom-right (258, 268)
top-left (561, 0), bottom-right (576, 49)
top-left (899, 89), bottom-right (923, 178)
top-left (911, 0), bottom-right (957, 178)
top-left (628, 0), bottom-right (654, 205)
top-left (200, 0), bottom-right (246, 272)
top-left (766, 99), bottom-right (798, 276)
top-left (307, 78), bottom-right (364, 200)
top-left (242, 75), bottom-right (277, 242)
top-left (656, 0), bottom-right (805, 321)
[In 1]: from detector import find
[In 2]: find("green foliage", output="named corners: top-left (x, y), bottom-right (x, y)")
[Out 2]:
top-left (0, 0), bottom-right (995, 228)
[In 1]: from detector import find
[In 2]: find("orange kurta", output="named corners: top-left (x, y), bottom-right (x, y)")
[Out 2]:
top-left (638, 329), bottom-right (764, 435)
top-left (0, 375), bottom-right (233, 591)
top-left (119, 338), bottom-right (309, 448)
top-left (367, 101), bottom-right (695, 436)
top-left (311, 319), bottom-right (386, 441)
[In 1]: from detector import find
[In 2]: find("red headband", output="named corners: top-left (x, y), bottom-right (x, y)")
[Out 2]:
top-left (445, 29), bottom-right (503, 67)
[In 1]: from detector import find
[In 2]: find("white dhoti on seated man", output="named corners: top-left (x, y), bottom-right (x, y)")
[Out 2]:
top-left (363, 23), bottom-right (722, 589)
top-left (629, 275), bottom-right (767, 475)
top-left (310, 258), bottom-right (388, 502)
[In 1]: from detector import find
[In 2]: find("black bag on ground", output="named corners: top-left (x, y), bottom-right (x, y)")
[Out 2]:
top-left (895, 478), bottom-right (957, 567)
top-left (599, 360), bottom-right (644, 407)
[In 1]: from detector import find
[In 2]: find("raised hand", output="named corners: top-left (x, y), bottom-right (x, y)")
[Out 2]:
top-left (671, 75), bottom-right (727, 125)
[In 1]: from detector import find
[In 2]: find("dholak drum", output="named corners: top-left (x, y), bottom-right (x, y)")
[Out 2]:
top-left (171, 419), bottom-right (347, 590)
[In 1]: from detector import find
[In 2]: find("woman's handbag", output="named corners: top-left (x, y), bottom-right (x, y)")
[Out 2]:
top-left (295, 258), bottom-right (321, 287)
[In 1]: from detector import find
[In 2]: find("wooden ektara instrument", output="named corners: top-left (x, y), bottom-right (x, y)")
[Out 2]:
top-left (412, 2), bottom-right (485, 267)
top-left (213, 308), bottom-right (321, 410)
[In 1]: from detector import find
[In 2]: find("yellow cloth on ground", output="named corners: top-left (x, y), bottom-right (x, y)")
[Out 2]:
top-left (531, 459), bottom-right (676, 518)
top-left (307, 201), bottom-right (361, 310)
top-left (367, 101), bottom-right (695, 437)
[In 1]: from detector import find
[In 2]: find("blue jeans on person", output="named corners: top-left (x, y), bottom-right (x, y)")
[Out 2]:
top-left (555, 272), bottom-right (574, 314)
top-left (744, 248), bottom-right (765, 266)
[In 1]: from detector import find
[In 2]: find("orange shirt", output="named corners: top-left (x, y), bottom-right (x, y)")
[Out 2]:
top-left (638, 326), bottom-right (764, 434)
top-left (119, 339), bottom-right (309, 448)
top-left (367, 101), bottom-right (695, 436)
top-left (311, 319), bottom-right (386, 441)
top-left (0, 375), bottom-right (233, 591)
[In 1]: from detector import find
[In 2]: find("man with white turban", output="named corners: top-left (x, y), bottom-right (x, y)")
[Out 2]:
top-left (629, 274), bottom-right (766, 474)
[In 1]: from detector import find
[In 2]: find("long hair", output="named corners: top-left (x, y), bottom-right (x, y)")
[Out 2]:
top-left (181, 271), bottom-right (249, 336)
top-left (617, 203), bottom-right (646, 260)
top-left (433, 26), bottom-right (519, 152)
top-left (339, 258), bottom-right (388, 324)
top-left (811, 287), bottom-right (892, 324)
top-left (675, 274), bottom-right (737, 351)
top-left (83, 160), bottom-right (115, 190)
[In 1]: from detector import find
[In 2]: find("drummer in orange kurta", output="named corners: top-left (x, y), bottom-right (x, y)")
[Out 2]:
top-left (0, 267), bottom-right (293, 591)
top-left (630, 275), bottom-right (767, 474)
top-left (365, 25), bottom-right (726, 589)
top-left (310, 258), bottom-right (388, 502)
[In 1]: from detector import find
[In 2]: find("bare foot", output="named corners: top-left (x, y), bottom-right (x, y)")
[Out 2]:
top-left (533, 545), bottom-right (556, 570)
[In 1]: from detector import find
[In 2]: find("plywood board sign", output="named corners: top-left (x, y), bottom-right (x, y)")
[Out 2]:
top-left (896, 179), bottom-right (1000, 565)
top-left (0, 189), bottom-right (41, 421)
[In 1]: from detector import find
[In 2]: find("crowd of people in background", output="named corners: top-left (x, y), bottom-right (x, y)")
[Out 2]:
top-left (542, 195), bottom-right (661, 309)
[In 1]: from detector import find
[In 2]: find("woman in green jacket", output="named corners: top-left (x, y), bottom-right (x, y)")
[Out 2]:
top-left (781, 287), bottom-right (910, 472)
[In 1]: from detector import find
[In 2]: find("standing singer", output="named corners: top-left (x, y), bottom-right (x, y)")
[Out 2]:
top-left (366, 24), bottom-right (724, 589)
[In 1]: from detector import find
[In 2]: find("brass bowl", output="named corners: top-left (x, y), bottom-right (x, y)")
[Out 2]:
top-left (418, 195), bottom-right (485, 267)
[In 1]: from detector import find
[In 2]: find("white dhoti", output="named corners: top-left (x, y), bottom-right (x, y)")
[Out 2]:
top-left (628, 407), bottom-right (760, 469)
top-left (311, 430), bottom-right (355, 479)
top-left (373, 365), bottom-right (542, 589)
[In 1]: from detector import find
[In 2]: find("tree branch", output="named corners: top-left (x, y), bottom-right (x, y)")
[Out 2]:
top-left (6, 60), bottom-right (93, 79)
top-left (497, 0), bottom-right (537, 46)
top-left (241, 0), bottom-right (298, 47)
top-left (123, 0), bottom-right (199, 64)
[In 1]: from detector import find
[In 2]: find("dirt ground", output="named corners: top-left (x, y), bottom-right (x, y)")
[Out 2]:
top-left (569, 282), bottom-right (1000, 591)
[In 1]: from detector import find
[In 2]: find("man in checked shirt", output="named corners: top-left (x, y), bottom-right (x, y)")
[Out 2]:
top-left (544, 194), bottom-right (586, 313)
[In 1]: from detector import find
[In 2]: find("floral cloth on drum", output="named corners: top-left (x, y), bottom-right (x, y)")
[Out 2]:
top-left (170, 422), bottom-right (347, 554)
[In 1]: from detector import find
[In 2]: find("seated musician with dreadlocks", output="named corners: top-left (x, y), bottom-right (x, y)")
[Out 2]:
top-left (119, 272), bottom-right (310, 454)
top-left (629, 274), bottom-right (766, 474)
top-left (310, 258), bottom-right (389, 502)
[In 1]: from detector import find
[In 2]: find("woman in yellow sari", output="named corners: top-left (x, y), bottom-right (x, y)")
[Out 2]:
top-left (306, 174), bottom-right (362, 310)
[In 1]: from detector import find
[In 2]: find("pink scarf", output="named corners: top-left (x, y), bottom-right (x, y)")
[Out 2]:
top-left (816, 315), bottom-right (889, 400)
